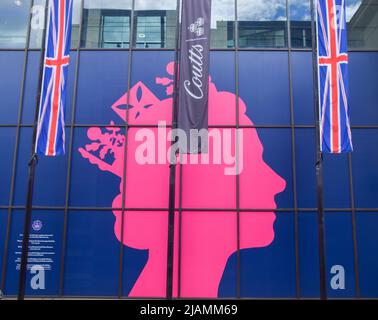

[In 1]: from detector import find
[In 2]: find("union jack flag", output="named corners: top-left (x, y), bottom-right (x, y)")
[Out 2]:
top-left (317, 0), bottom-right (353, 153)
top-left (35, 0), bottom-right (73, 156)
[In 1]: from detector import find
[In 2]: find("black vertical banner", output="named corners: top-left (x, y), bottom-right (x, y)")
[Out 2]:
top-left (178, 0), bottom-right (211, 154)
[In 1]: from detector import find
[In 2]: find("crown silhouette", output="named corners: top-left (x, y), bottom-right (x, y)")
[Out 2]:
top-left (79, 62), bottom-right (175, 177)
top-left (78, 121), bottom-right (125, 177)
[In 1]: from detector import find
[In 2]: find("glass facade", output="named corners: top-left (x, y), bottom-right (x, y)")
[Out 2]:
top-left (0, 0), bottom-right (378, 299)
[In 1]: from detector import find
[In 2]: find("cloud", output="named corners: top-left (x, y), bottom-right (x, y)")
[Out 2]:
top-left (83, 0), bottom-right (132, 10)
top-left (82, 0), bottom-right (287, 22)
top-left (211, 0), bottom-right (235, 28)
top-left (83, 0), bottom-right (176, 10)
top-left (289, 0), bottom-right (311, 21)
top-left (237, 0), bottom-right (286, 21)
top-left (135, 0), bottom-right (176, 10)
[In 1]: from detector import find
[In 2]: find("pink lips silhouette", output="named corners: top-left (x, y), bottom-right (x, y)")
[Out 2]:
top-left (79, 62), bottom-right (286, 298)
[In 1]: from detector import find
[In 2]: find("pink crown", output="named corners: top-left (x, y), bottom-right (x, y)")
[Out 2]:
top-left (78, 62), bottom-right (175, 177)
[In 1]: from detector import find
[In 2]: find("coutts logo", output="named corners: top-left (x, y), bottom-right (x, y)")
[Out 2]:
top-left (184, 17), bottom-right (207, 100)
top-left (189, 17), bottom-right (205, 36)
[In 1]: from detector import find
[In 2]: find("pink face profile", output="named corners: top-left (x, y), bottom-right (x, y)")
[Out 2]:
top-left (79, 62), bottom-right (286, 298)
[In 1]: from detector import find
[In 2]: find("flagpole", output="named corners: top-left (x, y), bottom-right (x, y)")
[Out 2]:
top-left (18, 0), bottom-right (49, 301)
top-left (166, 0), bottom-right (182, 299)
top-left (311, 0), bottom-right (327, 300)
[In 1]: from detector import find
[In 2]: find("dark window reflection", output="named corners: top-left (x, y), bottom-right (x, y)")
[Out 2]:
top-left (290, 21), bottom-right (312, 48)
top-left (237, 0), bottom-right (287, 48)
top-left (347, 0), bottom-right (378, 50)
top-left (134, 11), bottom-right (175, 48)
top-left (81, 0), bottom-right (132, 48)
top-left (0, 0), bottom-right (30, 48)
top-left (133, 0), bottom-right (177, 49)
top-left (102, 12), bottom-right (130, 48)
top-left (238, 21), bottom-right (287, 48)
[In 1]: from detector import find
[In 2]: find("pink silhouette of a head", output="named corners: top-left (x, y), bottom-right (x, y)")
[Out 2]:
top-left (79, 62), bottom-right (286, 298)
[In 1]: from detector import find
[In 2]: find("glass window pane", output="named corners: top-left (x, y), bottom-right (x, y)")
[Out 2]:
top-left (299, 212), bottom-right (358, 298)
top-left (0, 51), bottom-right (24, 123)
top-left (0, 210), bottom-right (7, 287)
top-left (102, 14), bottom-right (130, 48)
top-left (70, 126), bottom-right (125, 207)
top-left (349, 52), bottom-right (378, 125)
top-left (289, 0), bottom-right (312, 48)
top-left (0, 128), bottom-right (16, 206)
top-left (324, 212), bottom-right (356, 298)
top-left (352, 129), bottom-right (378, 208)
top-left (239, 128), bottom-right (292, 210)
top-left (0, 0), bottom-right (30, 48)
top-left (291, 52), bottom-right (315, 125)
top-left (124, 128), bottom-right (170, 209)
top-left (63, 211), bottom-right (120, 296)
top-left (295, 128), bottom-right (316, 208)
top-left (323, 153), bottom-right (351, 208)
top-left (75, 51), bottom-right (129, 125)
top-left (29, 0), bottom-right (81, 49)
top-left (298, 212), bottom-right (320, 297)
top-left (81, 0), bottom-right (132, 48)
top-left (347, 0), bottom-right (378, 50)
top-left (238, 51), bottom-right (291, 125)
top-left (356, 212), bottom-right (378, 298)
top-left (181, 212), bottom-right (237, 298)
top-left (209, 51), bottom-right (236, 111)
top-left (240, 212), bottom-right (296, 298)
top-left (211, 0), bottom-right (235, 48)
top-left (13, 128), bottom-right (70, 207)
top-left (134, 0), bottom-right (177, 49)
top-left (237, 0), bottom-right (287, 48)
top-left (71, 0), bottom-right (82, 48)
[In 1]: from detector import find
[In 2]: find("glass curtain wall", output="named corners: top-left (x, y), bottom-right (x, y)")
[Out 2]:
top-left (0, 0), bottom-right (377, 299)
